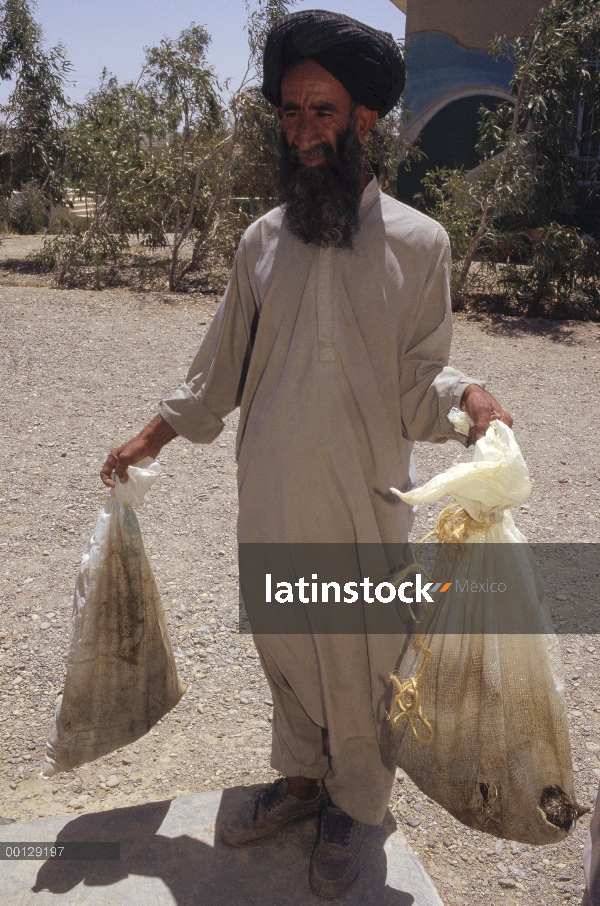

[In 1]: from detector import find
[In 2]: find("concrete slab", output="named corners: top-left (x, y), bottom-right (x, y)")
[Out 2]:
top-left (0, 787), bottom-right (444, 906)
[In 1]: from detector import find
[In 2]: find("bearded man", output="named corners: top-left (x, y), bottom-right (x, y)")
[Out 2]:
top-left (101, 10), bottom-right (512, 899)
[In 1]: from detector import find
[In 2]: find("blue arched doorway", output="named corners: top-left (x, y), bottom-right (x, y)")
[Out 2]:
top-left (396, 93), bottom-right (506, 206)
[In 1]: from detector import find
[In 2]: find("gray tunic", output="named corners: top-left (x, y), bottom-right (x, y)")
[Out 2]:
top-left (160, 176), bottom-right (481, 824)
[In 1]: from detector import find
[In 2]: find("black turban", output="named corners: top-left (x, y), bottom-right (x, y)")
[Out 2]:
top-left (262, 9), bottom-right (405, 119)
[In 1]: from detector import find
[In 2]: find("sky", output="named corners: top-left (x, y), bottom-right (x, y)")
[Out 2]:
top-left (19, 0), bottom-right (405, 103)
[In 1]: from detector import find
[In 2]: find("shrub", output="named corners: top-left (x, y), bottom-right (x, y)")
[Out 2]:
top-left (8, 181), bottom-right (50, 234)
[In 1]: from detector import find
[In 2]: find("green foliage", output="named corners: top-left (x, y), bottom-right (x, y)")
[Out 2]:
top-left (478, 0), bottom-right (600, 225)
top-left (29, 0), bottom-right (416, 291)
top-left (246, 0), bottom-right (296, 71)
top-left (47, 209), bottom-right (84, 235)
top-left (143, 24), bottom-right (222, 134)
top-left (34, 72), bottom-right (157, 285)
top-left (423, 0), bottom-right (600, 318)
top-left (0, 0), bottom-right (71, 203)
top-left (231, 86), bottom-right (280, 206)
top-left (498, 224), bottom-right (600, 318)
top-left (67, 74), bottom-right (155, 224)
top-left (36, 25), bottom-right (229, 288)
top-left (419, 169), bottom-right (475, 260)
top-left (417, 168), bottom-right (480, 303)
top-left (35, 1), bottom-right (299, 291)
top-left (8, 178), bottom-right (49, 232)
top-left (139, 26), bottom-right (236, 289)
top-left (35, 227), bottom-right (127, 275)
top-left (363, 54), bottom-right (415, 198)
top-left (230, 2), bottom-right (297, 212)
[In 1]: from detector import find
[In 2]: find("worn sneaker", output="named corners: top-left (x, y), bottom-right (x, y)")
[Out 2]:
top-left (219, 778), bottom-right (327, 846)
top-left (309, 801), bottom-right (365, 899)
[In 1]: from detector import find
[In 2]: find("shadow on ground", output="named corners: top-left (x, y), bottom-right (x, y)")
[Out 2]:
top-left (30, 787), bottom-right (414, 905)
top-left (468, 312), bottom-right (581, 342)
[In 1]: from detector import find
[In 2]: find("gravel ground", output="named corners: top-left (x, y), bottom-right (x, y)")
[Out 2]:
top-left (0, 281), bottom-right (599, 906)
top-left (0, 235), bottom-right (47, 260)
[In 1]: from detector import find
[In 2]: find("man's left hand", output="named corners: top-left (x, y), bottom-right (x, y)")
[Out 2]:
top-left (460, 384), bottom-right (513, 446)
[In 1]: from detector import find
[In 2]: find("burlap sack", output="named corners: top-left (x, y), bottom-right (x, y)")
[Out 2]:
top-left (389, 413), bottom-right (582, 844)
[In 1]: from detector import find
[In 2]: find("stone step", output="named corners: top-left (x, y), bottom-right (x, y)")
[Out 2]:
top-left (0, 787), bottom-right (444, 905)
top-left (62, 191), bottom-right (96, 218)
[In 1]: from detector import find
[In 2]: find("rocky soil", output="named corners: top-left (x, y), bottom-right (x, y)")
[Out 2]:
top-left (0, 275), bottom-right (599, 906)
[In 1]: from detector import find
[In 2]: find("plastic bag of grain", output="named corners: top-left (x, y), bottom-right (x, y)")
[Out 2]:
top-left (41, 458), bottom-right (186, 777)
top-left (389, 411), bottom-right (584, 844)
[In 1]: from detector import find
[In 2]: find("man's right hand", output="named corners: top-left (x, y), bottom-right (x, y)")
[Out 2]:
top-left (100, 415), bottom-right (178, 488)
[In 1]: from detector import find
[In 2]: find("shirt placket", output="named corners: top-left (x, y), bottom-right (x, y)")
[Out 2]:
top-left (317, 247), bottom-right (335, 362)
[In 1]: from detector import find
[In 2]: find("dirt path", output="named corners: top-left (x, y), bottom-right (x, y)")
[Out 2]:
top-left (0, 285), bottom-right (599, 906)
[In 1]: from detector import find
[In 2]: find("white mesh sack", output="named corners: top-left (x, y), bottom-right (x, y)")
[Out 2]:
top-left (389, 412), bottom-right (583, 844)
top-left (42, 458), bottom-right (186, 778)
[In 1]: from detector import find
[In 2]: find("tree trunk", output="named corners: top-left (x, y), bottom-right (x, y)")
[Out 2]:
top-left (169, 131), bottom-right (237, 292)
top-left (458, 200), bottom-right (494, 289)
top-left (56, 191), bottom-right (112, 287)
top-left (456, 30), bottom-right (541, 291)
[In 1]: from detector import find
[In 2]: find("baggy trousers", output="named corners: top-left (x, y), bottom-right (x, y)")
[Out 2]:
top-left (253, 631), bottom-right (407, 826)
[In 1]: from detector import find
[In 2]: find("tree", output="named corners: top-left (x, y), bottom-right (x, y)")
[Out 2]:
top-left (364, 104), bottom-right (416, 198)
top-left (138, 24), bottom-right (232, 290)
top-left (38, 29), bottom-right (227, 290)
top-left (422, 0), bottom-right (600, 317)
top-left (0, 0), bottom-right (71, 208)
top-left (40, 1), bottom-right (298, 291)
top-left (39, 73), bottom-right (162, 286)
top-left (229, 0), bottom-right (296, 202)
top-left (140, 3), bottom-right (300, 290)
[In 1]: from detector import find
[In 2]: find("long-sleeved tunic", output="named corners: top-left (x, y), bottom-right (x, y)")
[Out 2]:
top-left (160, 176), bottom-right (481, 823)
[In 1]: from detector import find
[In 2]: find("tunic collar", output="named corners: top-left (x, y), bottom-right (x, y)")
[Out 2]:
top-left (359, 173), bottom-right (381, 220)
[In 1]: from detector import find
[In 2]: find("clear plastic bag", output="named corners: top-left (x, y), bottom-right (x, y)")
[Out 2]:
top-left (389, 414), bottom-right (582, 844)
top-left (42, 458), bottom-right (186, 778)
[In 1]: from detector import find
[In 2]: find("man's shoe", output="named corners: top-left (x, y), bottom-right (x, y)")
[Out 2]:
top-left (309, 801), bottom-right (365, 899)
top-left (219, 777), bottom-right (327, 846)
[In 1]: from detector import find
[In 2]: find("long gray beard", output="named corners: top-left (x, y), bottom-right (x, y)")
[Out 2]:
top-left (278, 125), bottom-right (364, 249)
